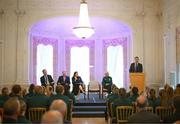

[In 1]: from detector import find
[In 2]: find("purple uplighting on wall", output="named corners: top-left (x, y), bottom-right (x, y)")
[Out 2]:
top-left (29, 16), bottom-right (132, 88)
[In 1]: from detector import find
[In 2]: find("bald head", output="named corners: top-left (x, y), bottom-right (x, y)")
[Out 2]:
top-left (136, 95), bottom-right (147, 108)
top-left (50, 100), bottom-right (67, 117)
top-left (41, 110), bottom-right (63, 124)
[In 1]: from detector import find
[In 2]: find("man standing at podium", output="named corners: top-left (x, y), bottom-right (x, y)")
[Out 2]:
top-left (129, 56), bottom-right (143, 73)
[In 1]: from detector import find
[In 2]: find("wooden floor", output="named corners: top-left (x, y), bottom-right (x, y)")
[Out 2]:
top-left (72, 117), bottom-right (108, 124)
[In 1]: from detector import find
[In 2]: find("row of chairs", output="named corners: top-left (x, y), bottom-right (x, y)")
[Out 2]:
top-left (107, 102), bottom-right (175, 123)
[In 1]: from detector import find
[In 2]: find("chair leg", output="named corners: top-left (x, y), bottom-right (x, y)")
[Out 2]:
top-left (102, 91), bottom-right (103, 99)
top-left (88, 92), bottom-right (89, 100)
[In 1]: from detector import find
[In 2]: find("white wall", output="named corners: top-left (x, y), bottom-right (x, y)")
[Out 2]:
top-left (162, 0), bottom-right (180, 85)
top-left (0, 0), bottom-right (164, 88)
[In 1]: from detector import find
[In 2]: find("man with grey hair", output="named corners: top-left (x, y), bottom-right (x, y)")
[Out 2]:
top-left (128, 95), bottom-right (160, 123)
top-left (41, 110), bottom-right (63, 124)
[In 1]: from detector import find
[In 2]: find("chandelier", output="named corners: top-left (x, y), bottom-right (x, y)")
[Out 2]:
top-left (73, 0), bottom-right (94, 39)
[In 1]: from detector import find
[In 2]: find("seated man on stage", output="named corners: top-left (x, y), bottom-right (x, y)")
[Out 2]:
top-left (40, 69), bottom-right (54, 90)
top-left (72, 71), bottom-right (85, 99)
top-left (129, 56), bottom-right (143, 73)
top-left (102, 72), bottom-right (113, 94)
top-left (57, 71), bottom-right (70, 92)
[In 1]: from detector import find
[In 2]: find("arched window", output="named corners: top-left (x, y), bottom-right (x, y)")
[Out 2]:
top-left (70, 47), bottom-right (90, 86)
top-left (36, 44), bottom-right (53, 85)
top-left (30, 35), bottom-right (58, 84)
top-left (107, 46), bottom-right (124, 88)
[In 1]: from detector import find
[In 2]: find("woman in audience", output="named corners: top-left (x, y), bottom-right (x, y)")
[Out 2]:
top-left (72, 71), bottom-right (85, 99)
top-left (25, 84), bottom-right (35, 98)
top-left (148, 88), bottom-right (160, 110)
top-left (46, 85), bottom-right (54, 97)
top-left (129, 86), bottom-right (139, 104)
top-left (159, 89), bottom-right (170, 106)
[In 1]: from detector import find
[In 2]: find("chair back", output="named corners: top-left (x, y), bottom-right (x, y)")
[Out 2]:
top-left (155, 106), bottom-right (174, 121)
top-left (89, 80), bottom-right (99, 90)
top-left (28, 107), bottom-right (46, 122)
top-left (116, 106), bottom-right (134, 123)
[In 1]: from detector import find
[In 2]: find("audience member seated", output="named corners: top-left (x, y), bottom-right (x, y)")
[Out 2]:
top-left (24, 84), bottom-right (35, 100)
top-left (27, 86), bottom-right (49, 109)
top-left (102, 71), bottom-right (113, 94)
top-left (3, 97), bottom-right (20, 123)
top-left (9, 84), bottom-right (24, 101)
top-left (72, 71), bottom-right (85, 99)
top-left (148, 88), bottom-right (160, 111)
top-left (166, 86), bottom-right (174, 106)
top-left (41, 110), bottom-right (63, 124)
top-left (159, 89), bottom-right (171, 106)
top-left (129, 86), bottom-right (139, 104)
top-left (176, 84), bottom-right (180, 89)
top-left (174, 87), bottom-right (180, 96)
top-left (48, 85), bottom-right (70, 106)
top-left (17, 99), bottom-right (31, 123)
top-left (128, 95), bottom-right (160, 123)
top-left (107, 86), bottom-right (119, 102)
top-left (50, 100), bottom-right (71, 123)
top-left (113, 88), bottom-right (131, 117)
top-left (164, 95), bottom-right (180, 123)
top-left (0, 87), bottom-right (10, 108)
top-left (57, 71), bottom-right (71, 93)
top-left (45, 85), bottom-right (54, 97)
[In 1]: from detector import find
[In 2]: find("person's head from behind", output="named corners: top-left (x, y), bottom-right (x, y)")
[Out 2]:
top-left (1, 87), bottom-right (9, 96)
top-left (134, 56), bottom-right (139, 63)
top-left (105, 71), bottom-right (109, 77)
top-left (3, 97), bottom-right (20, 119)
top-left (149, 88), bottom-right (156, 98)
top-left (176, 84), bottom-right (180, 89)
top-left (112, 87), bottom-right (119, 95)
top-left (136, 95), bottom-right (148, 111)
top-left (19, 99), bottom-right (27, 116)
top-left (173, 95), bottom-right (180, 111)
top-left (34, 85), bottom-right (43, 94)
top-left (28, 84), bottom-right (35, 93)
top-left (41, 110), bottom-right (63, 124)
top-left (73, 71), bottom-right (78, 77)
top-left (42, 69), bottom-right (47, 75)
top-left (11, 84), bottom-right (22, 96)
top-left (174, 87), bottom-right (180, 96)
top-left (50, 100), bottom-right (67, 118)
top-left (62, 71), bottom-right (67, 77)
top-left (119, 88), bottom-right (126, 98)
top-left (132, 86), bottom-right (139, 95)
top-left (56, 85), bottom-right (64, 95)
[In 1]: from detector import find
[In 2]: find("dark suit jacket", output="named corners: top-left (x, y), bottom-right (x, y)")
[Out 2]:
top-left (57, 76), bottom-right (70, 86)
top-left (129, 63), bottom-right (143, 73)
top-left (40, 75), bottom-right (54, 87)
top-left (128, 111), bottom-right (160, 123)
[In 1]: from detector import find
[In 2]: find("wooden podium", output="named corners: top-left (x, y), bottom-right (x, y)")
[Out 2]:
top-left (130, 73), bottom-right (145, 93)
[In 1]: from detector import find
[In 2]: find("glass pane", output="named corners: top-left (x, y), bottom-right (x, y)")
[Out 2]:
top-left (107, 45), bottom-right (124, 88)
top-left (36, 44), bottom-right (53, 85)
